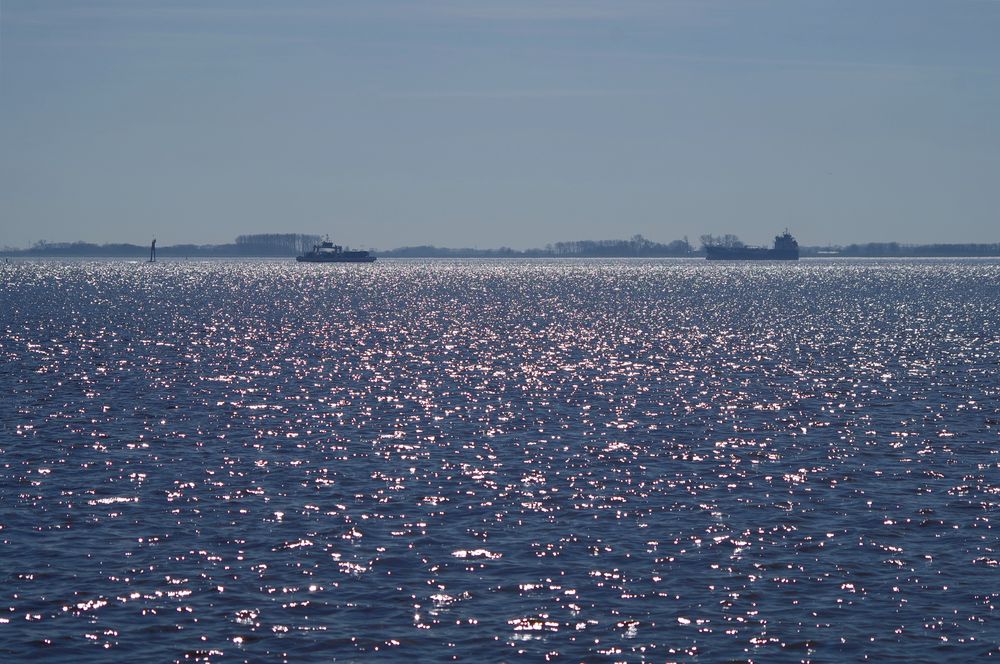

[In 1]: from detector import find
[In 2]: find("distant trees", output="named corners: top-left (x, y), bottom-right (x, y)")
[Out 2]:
top-left (380, 245), bottom-right (544, 258)
top-left (234, 234), bottom-right (322, 255)
top-left (699, 234), bottom-right (744, 249)
top-left (801, 242), bottom-right (1000, 257)
top-left (547, 234), bottom-right (693, 257)
top-left (10, 234), bottom-right (1000, 259)
top-left (379, 237), bottom-right (697, 258)
top-left (906, 243), bottom-right (1000, 257)
top-left (21, 241), bottom-right (143, 256)
top-left (10, 234), bottom-right (323, 257)
top-left (0, 234), bottom-right (699, 259)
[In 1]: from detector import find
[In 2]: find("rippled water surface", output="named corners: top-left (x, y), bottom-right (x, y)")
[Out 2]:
top-left (2, 259), bottom-right (999, 662)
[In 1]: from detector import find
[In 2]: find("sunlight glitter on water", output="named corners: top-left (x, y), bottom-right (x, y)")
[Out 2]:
top-left (1, 258), bottom-right (998, 661)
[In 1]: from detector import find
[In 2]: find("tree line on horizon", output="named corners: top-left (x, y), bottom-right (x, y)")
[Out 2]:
top-left (7, 234), bottom-right (324, 258)
top-left (5, 233), bottom-right (1000, 258)
top-left (234, 233), bottom-right (323, 254)
top-left (804, 242), bottom-right (1000, 257)
top-left (381, 235), bottom-right (695, 258)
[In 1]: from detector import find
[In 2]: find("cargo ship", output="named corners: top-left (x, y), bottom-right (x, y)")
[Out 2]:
top-left (705, 230), bottom-right (799, 261)
top-left (296, 238), bottom-right (376, 263)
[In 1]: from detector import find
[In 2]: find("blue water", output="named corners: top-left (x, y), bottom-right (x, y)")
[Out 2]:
top-left (1, 258), bottom-right (998, 662)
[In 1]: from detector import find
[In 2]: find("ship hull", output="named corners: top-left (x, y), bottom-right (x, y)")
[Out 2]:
top-left (705, 247), bottom-right (798, 261)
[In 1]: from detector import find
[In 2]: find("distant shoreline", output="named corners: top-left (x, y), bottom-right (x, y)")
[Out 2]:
top-left (4, 235), bottom-right (1000, 259)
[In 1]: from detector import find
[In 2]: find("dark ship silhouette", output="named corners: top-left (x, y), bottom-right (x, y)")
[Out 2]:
top-left (705, 230), bottom-right (799, 261)
top-left (296, 237), bottom-right (376, 263)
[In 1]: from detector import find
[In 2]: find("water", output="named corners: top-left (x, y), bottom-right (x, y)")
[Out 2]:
top-left (1, 258), bottom-right (998, 662)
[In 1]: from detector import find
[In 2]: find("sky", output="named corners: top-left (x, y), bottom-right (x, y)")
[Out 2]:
top-left (1, 0), bottom-right (999, 250)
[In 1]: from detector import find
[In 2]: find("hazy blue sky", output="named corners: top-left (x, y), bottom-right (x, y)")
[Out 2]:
top-left (2, 0), bottom-right (998, 249)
